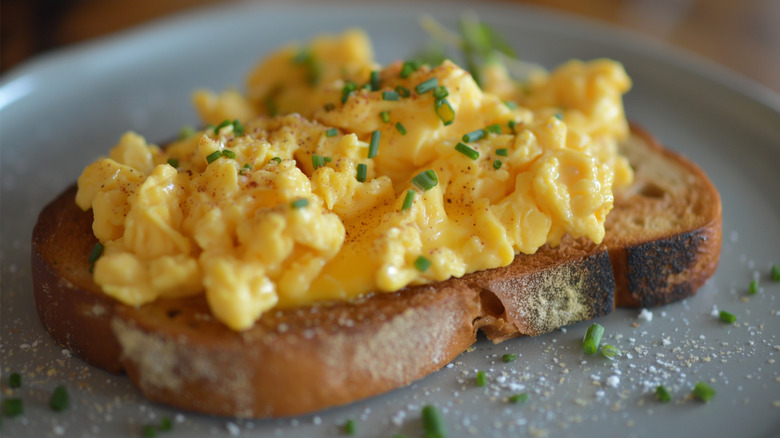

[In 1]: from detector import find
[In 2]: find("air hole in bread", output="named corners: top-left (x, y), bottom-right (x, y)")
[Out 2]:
top-left (167, 309), bottom-right (181, 319)
top-left (478, 289), bottom-right (506, 319)
top-left (638, 182), bottom-right (667, 199)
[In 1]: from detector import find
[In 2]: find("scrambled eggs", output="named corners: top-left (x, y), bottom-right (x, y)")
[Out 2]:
top-left (76, 30), bottom-right (633, 331)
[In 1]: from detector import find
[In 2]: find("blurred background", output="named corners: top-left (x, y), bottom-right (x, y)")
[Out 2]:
top-left (1, 0), bottom-right (779, 94)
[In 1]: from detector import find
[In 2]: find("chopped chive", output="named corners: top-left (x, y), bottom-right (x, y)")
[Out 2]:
top-left (312, 155), bottom-right (326, 170)
top-left (395, 122), bottom-right (407, 135)
top-left (241, 163), bottom-right (252, 172)
top-left (508, 393), bottom-right (528, 404)
top-left (395, 85), bottom-right (410, 97)
top-left (88, 242), bottom-right (104, 265)
top-left (462, 129), bottom-right (486, 143)
top-left (380, 110), bottom-right (390, 123)
top-left (656, 385), bottom-right (671, 403)
top-left (142, 424), bottom-right (157, 438)
top-left (493, 160), bottom-right (502, 170)
top-left (508, 120), bottom-right (518, 133)
top-left (291, 198), bottom-right (309, 209)
top-left (292, 48), bottom-right (310, 64)
top-left (415, 77), bottom-right (439, 94)
top-left (476, 370), bottom-right (487, 387)
top-left (344, 419), bottom-right (356, 435)
top-left (324, 156), bottom-right (332, 163)
top-left (411, 169), bottom-right (438, 191)
top-left (9, 372), bottom-right (21, 388)
top-left (370, 70), bottom-right (380, 91)
top-left (206, 150), bottom-right (222, 164)
top-left (692, 381), bottom-right (716, 402)
top-left (270, 157), bottom-right (282, 165)
top-left (421, 405), bottom-right (446, 438)
top-left (265, 94), bottom-right (278, 117)
top-left (177, 126), bottom-right (195, 140)
top-left (324, 103), bottom-right (335, 112)
top-left (232, 119), bottom-right (244, 136)
top-left (382, 90), bottom-right (399, 101)
top-left (502, 354), bottom-right (516, 363)
top-left (167, 158), bottom-right (179, 168)
top-left (414, 255), bottom-right (431, 272)
top-left (3, 398), bottom-right (23, 417)
top-left (486, 123), bottom-right (502, 134)
top-left (719, 310), bottom-right (737, 324)
top-left (356, 163), bottom-right (367, 182)
top-left (495, 148), bottom-right (508, 156)
top-left (400, 61), bottom-right (419, 78)
top-left (341, 81), bottom-right (357, 103)
top-left (583, 323), bottom-right (604, 355)
top-left (158, 417), bottom-right (173, 431)
top-left (367, 130), bottom-right (381, 158)
top-left (214, 119), bottom-right (232, 135)
top-left (221, 149), bottom-right (236, 159)
top-left (49, 385), bottom-right (69, 412)
top-left (433, 86), bottom-right (449, 99)
top-left (554, 112), bottom-right (563, 120)
top-left (602, 344), bottom-right (619, 358)
top-left (434, 98), bottom-right (455, 126)
top-left (748, 279), bottom-right (758, 294)
top-left (325, 128), bottom-right (338, 137)
top-left (772, 264), bottom-right (780, 281)
top-left (402, 190), bottom-right (415, 211)
top-left (504, 101), bottom-right (518, 109)
top-left (454, 142), bottom-right (479, 160)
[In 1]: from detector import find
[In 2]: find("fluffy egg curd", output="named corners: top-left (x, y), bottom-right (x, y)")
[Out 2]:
top-left (76, 29), bottom-right (633, 331)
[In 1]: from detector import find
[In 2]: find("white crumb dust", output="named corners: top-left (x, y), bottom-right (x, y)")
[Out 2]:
top-left (638, 309), bottom-right (653, 322)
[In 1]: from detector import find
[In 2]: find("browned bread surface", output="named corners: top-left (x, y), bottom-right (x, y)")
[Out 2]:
top-left (31, 126), bottom-right (721, 418)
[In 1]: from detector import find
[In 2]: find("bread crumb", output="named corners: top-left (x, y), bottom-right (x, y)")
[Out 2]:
top-left (638, 309), bottom-right (653, 322)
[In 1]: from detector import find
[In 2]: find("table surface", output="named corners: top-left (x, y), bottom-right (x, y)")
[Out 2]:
top-left (1, 0), bottom-right (779, 94)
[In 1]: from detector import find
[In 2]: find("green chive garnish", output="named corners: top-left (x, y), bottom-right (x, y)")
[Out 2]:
top-left (206, 150), bottom-right (222, 164)
top-left (656, 385), bottom-right (671, 403)
top-left (486, 123), bottom-right (502, 134)
top-left (748, 279), bottom-right (758, 294)
top-left (324, 156), bottom-right (332, 163)
top-left (476, 370), bottom-right (487, 387)
top-left (434, 98), bottom-right (455, 126)
top-left (505, 101), bottom-right (518, 109)
top-left (380, 110), bottom-right (390, 123)
top-left (414, 255), bottom-right (431, 272)
top-left (167, 158), bottom-right (179, 168)
top-left (232, 119), bottom-right (244, 136)
top-left (454, 142), bottom-right (479, 160)
top-left (370, 70), bottom-right (380, 91)
top-left (324, 103), bottom-right (335, 112)
top-left (415, 77), bottom-right (439, 94)
top-left (400, 61), bottom-right (419, 79)
top-left (508, 120), bottom-right (518, 133)
top-left (395, 85), bottom-right (410, 97)
top-left (291, 198), bottom-right (309, 209)
top-left (692, 381), bottom-right (716, 402)
top-left (214, 119), bottom-right (232, 135)
top-left (554, 112), bottom-right (563, 120)
top-left (508, 393), bottom-right (528, 404)
top-left (325, 128), bottom-right (338, 137)
top-left (221, 149), bottom-right (236, 159)
top-left (292, 48), bottom-right (310, 64)
top-left (719, 310), bottom-right (737, 324)
top-left (433, 86), bottom-right (449, 99)
top-left (462, 129), bottom-right (486, 143)
top-left (772, 264), bottom-right (780, 281)
top-left (3, 398), bottom-right (23, 417)
top-left (382, 90), bottom-right (399, 101)
top-left (88, 242), bottom-right (104, 265)
top-left (344, 419), bottom-right (356, 435)
top-left (602, 344), bottom-right (619, 358)
top-left (177, 126), bottom-right (195, 140)
top-left (367, 130), bottom-right (381, 158)
top-left (9, 372), bottom-right (21, 388)
top-left (411, 169), bottom-right (438, 191)
top-left (496, 148), bottom-right (508, 156)
top-left (395, 122), bottom-right (407, 135)
top-left (356, 163), bottom-right (367, 182)
top-left (142, 424), bottom-right (157, 438)
top-left (49, 385), bottom-right (69, 412)
top-left (270, 157), bottom-right (282, 165)
top-left (239, 163), bottom-right (252, 174)
top-left (402, 190), bottom-right (415, 211)
top-left (312, 155), bottom-right (326, 170)
top-left (493, 160), bottom-right (502, 170)
top-left (159, 417), bottom-right (173, 431)
top-left (341, 81), bottom-right (357, 103)
top-left (421, 405), bottom-right (446, 438)
top-left (583, 323), bottom-right (604, 355)
top-left (502, 354), bottom-right (516, 363)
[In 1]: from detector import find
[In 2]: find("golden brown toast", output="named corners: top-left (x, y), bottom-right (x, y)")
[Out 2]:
top-left (31, 125), bottom-right (721, 418)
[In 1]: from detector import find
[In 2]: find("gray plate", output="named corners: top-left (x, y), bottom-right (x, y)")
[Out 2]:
top-left (2, 1), bottom-right (779, 437)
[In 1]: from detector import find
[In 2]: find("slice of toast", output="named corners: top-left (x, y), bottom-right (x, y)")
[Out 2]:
top-left (31, 124), bottom-right (721, 418)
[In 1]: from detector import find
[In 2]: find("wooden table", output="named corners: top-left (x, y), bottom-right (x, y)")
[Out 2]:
top-left (2, 0), bottom-right (778, 94)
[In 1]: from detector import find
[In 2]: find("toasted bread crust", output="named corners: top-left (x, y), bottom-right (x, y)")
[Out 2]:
top-left (31, 126), bottom-right (721, 417)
